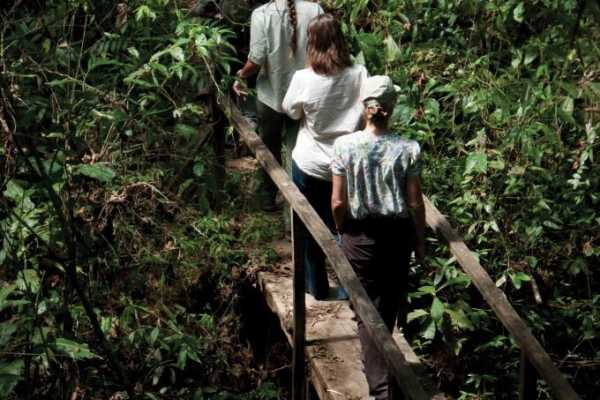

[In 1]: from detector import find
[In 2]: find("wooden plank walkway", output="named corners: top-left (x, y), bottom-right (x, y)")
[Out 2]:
top-left (257, 240), bottom-right (432, 400)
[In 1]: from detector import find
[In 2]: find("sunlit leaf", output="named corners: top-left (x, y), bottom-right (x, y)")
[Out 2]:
top-left (430, 298), bottom-right (445, 322)
top-left (465, 152), bottom-right (488, 175)
top-left (170, 46), bottom-right (185, 62)
top-left (513, 2), bottom-right (525, 22)
top-left (16, 269), bottom-right (40, 294)
top-left (561, 97), bottom-right (574, 115)
top-left (407, 309), bottom-right (428, 323)
top-left (384, 35), bottom-right (401, 63)
top-left (55, 338), bottom-right (98, 360)
top-left (3, 180), bottom-right (24, 201)
top-left (447, 308), bottom-right (474, 330)
top-left (421, 320), bottom-right (436, 340)
top-left (0, 322), bottom-right (17, 347)
top-left (0, 360), bottom-right (24, 396)
top-left (75, 164), bottom-right (117, 183)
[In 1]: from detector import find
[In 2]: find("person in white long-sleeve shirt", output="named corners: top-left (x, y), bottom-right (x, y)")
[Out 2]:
top-left (282, 13), bottom-right (367, 300)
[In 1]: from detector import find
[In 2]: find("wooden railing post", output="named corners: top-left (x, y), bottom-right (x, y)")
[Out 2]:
top-left (519, 277), bottom-right (543, 399)
top-left (211, 95), bottom-right (226, 207)
top-left (519, 350), bottom-right (538, 400)
top-left (292, 209), bottom-right (306, 400)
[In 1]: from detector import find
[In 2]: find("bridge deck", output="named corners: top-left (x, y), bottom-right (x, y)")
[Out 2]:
top-left (257, 240), bottom-right (428, 400)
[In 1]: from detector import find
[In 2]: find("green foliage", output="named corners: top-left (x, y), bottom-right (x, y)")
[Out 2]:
top-left (1, 0), bottom-right (598, 399)
top-left (324, 0), bottom-right (599, 398)
top-left (0, 1), bottom-right (280, 399)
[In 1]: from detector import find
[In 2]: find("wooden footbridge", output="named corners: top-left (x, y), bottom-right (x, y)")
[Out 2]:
top-left (215, 95), bottom-right (581, 400)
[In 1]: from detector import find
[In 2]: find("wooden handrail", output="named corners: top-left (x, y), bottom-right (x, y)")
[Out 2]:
top-left (221, 97), bottom-right (435, 400)
top-left (423, 197), bottom-right (580, 399)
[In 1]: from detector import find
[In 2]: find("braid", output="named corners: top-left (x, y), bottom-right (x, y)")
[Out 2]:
top-left (287, 0), bottom-right (298, 54)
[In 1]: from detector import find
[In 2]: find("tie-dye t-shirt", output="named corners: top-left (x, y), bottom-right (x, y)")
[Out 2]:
top-left (331, 131), bottom-right (422, 220)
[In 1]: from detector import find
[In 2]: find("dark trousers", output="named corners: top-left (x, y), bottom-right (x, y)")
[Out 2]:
top-left (256, 101), bottom-right (298, 205)
top-left (292, 161), bottom-right (334, 299)
top-left (341, 217), bottom-right (415, 400)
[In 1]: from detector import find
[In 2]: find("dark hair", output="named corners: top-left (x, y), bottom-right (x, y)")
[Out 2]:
top-left (307, 14), bottom-right (352, 75)
top-left (364, 101), bottom-right (393, 128)
top-left (287, 0), bottom-right (297, 54)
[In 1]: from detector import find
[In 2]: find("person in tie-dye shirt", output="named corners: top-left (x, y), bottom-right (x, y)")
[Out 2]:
top-left (330, 76), bottom-right (426, 400)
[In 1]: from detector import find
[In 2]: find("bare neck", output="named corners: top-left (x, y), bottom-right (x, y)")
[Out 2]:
top-left (364, 121), bottom-right (389, 136)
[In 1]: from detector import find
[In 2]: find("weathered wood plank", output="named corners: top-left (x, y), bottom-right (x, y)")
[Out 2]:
top-left (257, 264), bottom-right (437, 400)
top-left (223, 98), bottom-right (432, 400)
top-left (258, 267), bottom-right (367, 400)
top-left (422, 196), bottom-right (580, 400)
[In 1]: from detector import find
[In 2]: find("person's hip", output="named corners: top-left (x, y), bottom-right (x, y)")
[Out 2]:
top-left (341, 216), bottom-right (415, 247)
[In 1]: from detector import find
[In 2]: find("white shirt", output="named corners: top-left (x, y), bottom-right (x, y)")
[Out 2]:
top-left (249, 0), bottom-right (323, 113)
top-left (282, 64), bottom-right (368, 181)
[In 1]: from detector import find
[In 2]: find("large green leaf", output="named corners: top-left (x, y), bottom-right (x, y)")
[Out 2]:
top-left (55, 338), bottom-right (98, 360)
top-left (0, 322), bottom-right (17, 347)
top-left (0, 360), bottom-right (24, 397)
top-left (561, 96), bottom-right (574, 115)
top-left (175, 123), bottom-right (197, 139)
top-left (16, 269), bottom-right (40, 294)
top-left (0, 286), bottom-right (15, 313)
top-left (430, 298), bottom-right (445, 322)
top-left (3, 180), bottom-right (24, 201)
top-left (513, 2), bottom-right (525, 22)
top-left (407, 309), bottom-right (428, 323)
top-left (421, 320), bottom-right (436, 340)
top-left (170, 46), bottom-right (185, 62)
top-left (446, 308), bottom-right (474, 330)
top-left (384, 35), bottom-right (401, 63)
top-left (465, 152), bottom-right (488, 175)
top-left (75, 164), bottom-right (117, 183)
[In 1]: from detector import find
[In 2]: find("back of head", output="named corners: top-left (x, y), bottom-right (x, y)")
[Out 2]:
top-left (361, 76), bottom-right (398, 128)
top-left (307, 13), bottom-right (352, 76)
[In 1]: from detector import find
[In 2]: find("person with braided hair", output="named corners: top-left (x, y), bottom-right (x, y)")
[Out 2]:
top-left (234, 0), bottom-right (323, 211)
top-left (331, 76), bottom-right (426, 400)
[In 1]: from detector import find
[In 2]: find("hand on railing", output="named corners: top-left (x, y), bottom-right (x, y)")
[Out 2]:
top-left (233, 70), bottom-right (249, 99)
top-left (232, 80), bottom-right (249, 98)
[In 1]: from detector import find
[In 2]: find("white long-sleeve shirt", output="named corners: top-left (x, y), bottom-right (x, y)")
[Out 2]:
top-left (282, 64), bottom-right (368, 181)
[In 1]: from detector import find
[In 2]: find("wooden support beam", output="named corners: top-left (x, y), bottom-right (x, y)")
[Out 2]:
top-left (222, 98), bottom-right (432, 400)
top-left (211, 96), bottom-right (226, 207)
top-left (422, 196), bottom-right (580, 400)
top-left (292, 211), bottom-right (307, 400)
top-left (519, 350), bottom-right (539, 400)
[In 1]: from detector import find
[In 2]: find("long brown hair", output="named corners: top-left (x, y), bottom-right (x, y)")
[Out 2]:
top-left (307, 14), bottom-right (352, 75)
top-left (287, 0), bottom-right (298, 54)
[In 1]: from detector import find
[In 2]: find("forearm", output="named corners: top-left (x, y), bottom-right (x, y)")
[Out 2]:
top-left (331, 201), bottom-right (347, 232)
top-left (331, 175), bottom-right (348, 233)
top-left (410, 202), bottom-right (426, 247)
top-left (237, 59), bottom-right (261, 79)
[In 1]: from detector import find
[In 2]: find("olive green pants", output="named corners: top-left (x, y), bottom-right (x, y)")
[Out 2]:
top-left (255, 100), bottom-right (299, 208)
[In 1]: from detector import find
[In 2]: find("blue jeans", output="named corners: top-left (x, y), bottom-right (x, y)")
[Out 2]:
top-left (292, 161), bottom-right (334, 300)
